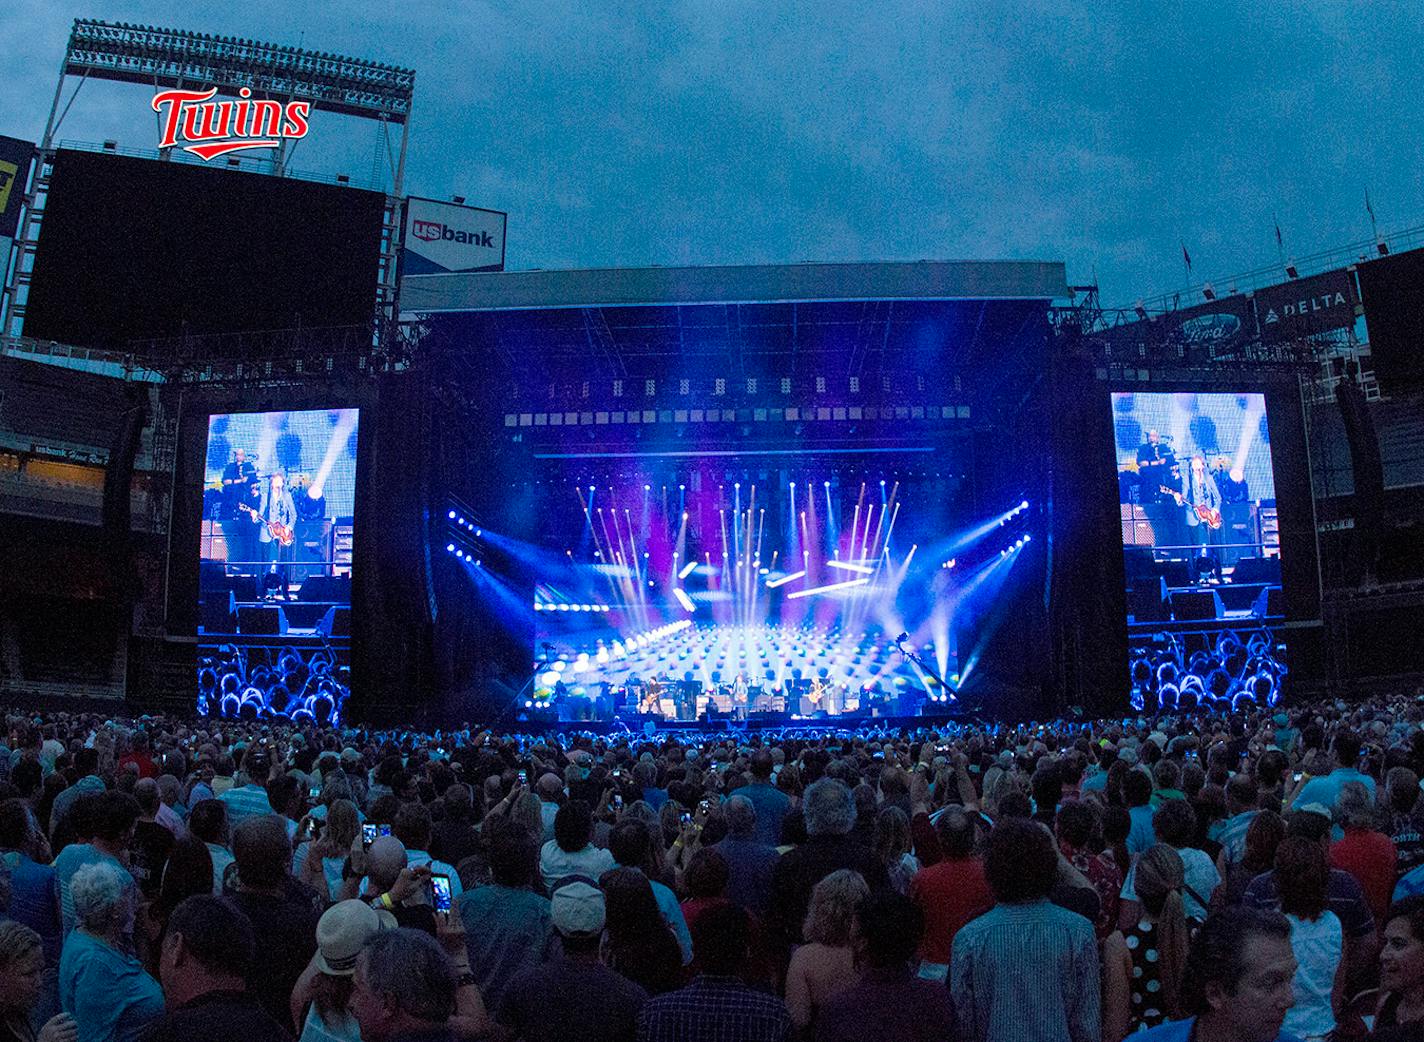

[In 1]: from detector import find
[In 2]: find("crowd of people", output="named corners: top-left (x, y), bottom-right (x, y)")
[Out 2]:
top-left (1, 695), bottom-right (1423, 1042)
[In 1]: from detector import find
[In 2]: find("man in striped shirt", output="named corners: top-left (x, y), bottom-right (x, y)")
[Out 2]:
top-left (951, 818), bottom-right (1101, 1042)
top-left (219, 753), bottom-right (275, 830)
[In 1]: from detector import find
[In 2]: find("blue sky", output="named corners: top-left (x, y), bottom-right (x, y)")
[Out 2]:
top-left (2, 1), bottom-right (1419, 303)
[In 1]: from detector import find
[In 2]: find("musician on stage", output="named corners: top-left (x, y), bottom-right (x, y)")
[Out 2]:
top-left (1177, 455), bottom-right (1223, 546)
top-left (220, 448), bottom-right (260, 572)
top-left (1136, 430), bottom-right (1183, 549)
top-left (258, 471), bottom-right (298, 599)
top-left (1173, 454), bottom-right (1225, 583)
top-left (730, 671), bottom-right (749, 719)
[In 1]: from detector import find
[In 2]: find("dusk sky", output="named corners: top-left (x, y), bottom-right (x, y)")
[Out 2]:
top-left (3, 1), bottom-right (1419, 304)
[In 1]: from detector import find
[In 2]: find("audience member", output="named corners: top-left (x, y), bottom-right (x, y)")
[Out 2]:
top-left (1133, 908), bottom-right (1297, 1042)
top-left (455, 820), bottom-right (551, 1012)
top-left (636, 902), bottom-right (791, 1042)
top-left (143, 895), bottom-right (291, 1042)
top-left (58, 861), bottom-right (164, 1042)
top-left (784, 869), bottom-right (867, 1036)
top-left (501, 878), bottom-right (649, 1042)
top-left (1374, 896), bottom-right (1424, 1041)
top-left (713, 796), bottom-right (779, 917)
top-left (0, 921), bottom-right (76, 1042)
top-left (951, 817), bottom-right (1100, 1042)
top-left (814, 890), bottom-right (954, 1042)
top-left (909, 805), bottom-right (992, 980)
top-left (226, 816), bottom-right (320, 1033)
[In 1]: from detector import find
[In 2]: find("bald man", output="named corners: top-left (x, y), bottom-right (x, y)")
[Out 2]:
top-left (363, 836), bottom-right (437, 936)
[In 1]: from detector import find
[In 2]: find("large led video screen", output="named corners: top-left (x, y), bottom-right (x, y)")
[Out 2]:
top-left (199, 409), bottom-right (358, 624)
top-left (23, 149), bottom-right (385, 350)
top-left (510, 462), bottom-right (1036, 717)
top-left (1112, 391), bottom-right (1289, 708)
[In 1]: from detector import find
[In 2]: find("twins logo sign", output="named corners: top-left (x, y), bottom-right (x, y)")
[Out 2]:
top-left (403, 197), bottom-right (506, 274)
top-left (152, 87), bottom-right (311, 161)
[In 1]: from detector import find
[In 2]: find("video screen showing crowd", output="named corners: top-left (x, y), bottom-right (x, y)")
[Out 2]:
top-left (197, 409), bottom-right (359, 724)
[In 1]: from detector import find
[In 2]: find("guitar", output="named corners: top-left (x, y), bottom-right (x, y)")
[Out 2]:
top-left (1160, 486), bottom-right (1223, 530)
top-left (238, 502), bottom-right (296, 546)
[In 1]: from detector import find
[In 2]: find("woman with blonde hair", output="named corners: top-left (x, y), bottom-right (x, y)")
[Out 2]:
top-left (0, 921), bottom-right (75, 1042)
top-left (1102, 843), bottom-right (1193, 1038)
top-left (785, 868), bottom-right (869, 1037)
top-left (295, 798), bottom-right (360, 900)
top-left (874, 806), bottom-right (919, 895)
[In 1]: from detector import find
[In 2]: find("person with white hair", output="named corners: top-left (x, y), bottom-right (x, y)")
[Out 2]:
top-left (57, 861), bottom-right (164, 1042)
top-left (767, 778), bottom-right (888, 949)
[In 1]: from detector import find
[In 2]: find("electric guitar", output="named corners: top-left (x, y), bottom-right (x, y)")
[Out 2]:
top-left (238, 502), bottom-right (296, 546)
top-left (1160, 486), bottom-right (1223, 530)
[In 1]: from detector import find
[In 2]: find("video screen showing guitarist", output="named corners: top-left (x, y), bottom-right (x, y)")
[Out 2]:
top-left (257, 472), bottom-right (298, 598)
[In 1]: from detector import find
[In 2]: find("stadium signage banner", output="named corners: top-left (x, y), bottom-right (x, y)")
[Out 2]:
top-left (1165, 293), bottom-right (1256, 357)
top-left (152, 87), bottom-right (311, 161)
top-left (402, 197), bottom-right (506, 274)
top-left (1255, 267), bottom-right (1357, 342)
top-left (0, 135), bottom-right (35, 238)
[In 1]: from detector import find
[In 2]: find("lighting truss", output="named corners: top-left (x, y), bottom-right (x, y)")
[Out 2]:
top-left (63, 19), bottom-right (415, 123)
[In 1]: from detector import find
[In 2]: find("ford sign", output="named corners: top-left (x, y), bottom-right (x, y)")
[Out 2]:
top-left (1179, 312), bottom-right (1241, 345)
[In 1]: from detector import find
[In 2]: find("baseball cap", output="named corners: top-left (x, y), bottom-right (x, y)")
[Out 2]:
top-left (550, 878), bottom-right (605, 938)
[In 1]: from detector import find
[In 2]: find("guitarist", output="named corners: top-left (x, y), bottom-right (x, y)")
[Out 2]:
top-left (1174, 455), bottom-right (1225, 583)
top-left (258, 471), bottom-right (298, 599)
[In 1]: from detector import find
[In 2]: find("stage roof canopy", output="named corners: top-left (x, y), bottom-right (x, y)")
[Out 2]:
top-left (399, 259), bottom-right (1070, 314)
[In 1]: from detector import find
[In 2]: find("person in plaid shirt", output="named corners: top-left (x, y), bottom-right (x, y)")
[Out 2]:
top-left (636, 902), bottom-right (791, 1042)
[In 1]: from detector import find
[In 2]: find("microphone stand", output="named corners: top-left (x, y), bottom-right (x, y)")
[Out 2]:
top-left (894, 632), bottom-right (976, 722)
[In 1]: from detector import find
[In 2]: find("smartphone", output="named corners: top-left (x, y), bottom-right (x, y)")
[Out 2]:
top-left (430, 873), bottom-right (453, 913)
top-left (613, 793), bottom-right (624, 810)
top-left (613, 768), bottom-right (622, 779)
top-left (698, 799), bottom-right (712, 816)
top-left (308, 785), bottom-right (321, 799)
top-left (361, 823), bottom-right (377, 847)
top-left (517, 769), bottom-right (528, 786)
top-left (377, 824), bottom-right (392, 838)
top-left (1293, 772), bottom-right (1303, 783)
top-left (680, 811), bottom-right (693, 826)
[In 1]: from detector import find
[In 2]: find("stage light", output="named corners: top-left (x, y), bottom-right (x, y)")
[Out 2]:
top-left (447, 510), bottom-right (456, 519)
top-left (789, 481), bottom-right (796, 489)
top-left (679, 484), bottom-right (685, 491)
top-left (880, 479), bottom-right (886, 486)
top-left (827, 559), bottom-right (873, 575)
top-left (1020, 500), bottom-right (1028, 510)
top-left (765, 570), bottom-right (806, 588)
top-left (823, 481), bottom-right (831, 487)
top-left (644, 484), bottom-right (651, 491)
top-left (678, 560), bottom-right (698, 580)
top-left (476, 529), bottom-right (482, 536)
top-left (786, 577), bottom-right (870, 600)
top-left (446, 543), bottom-right (455, 552)
top-left (457, 516), bottom-right (465, 525)
top-left (673, 588), bottom-right (696, 612)
top-left (1023, 533), bottom-right (1031, 541)
top-left (524, 700), bottom-right (533, 708)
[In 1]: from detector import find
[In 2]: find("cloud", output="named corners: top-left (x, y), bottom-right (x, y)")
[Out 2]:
top-left (0, 1), bottom-right (1418, 302)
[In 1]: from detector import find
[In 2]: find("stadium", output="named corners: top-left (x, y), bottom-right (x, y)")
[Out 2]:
top-left (2, 17), bottom-right (1424, 1042)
